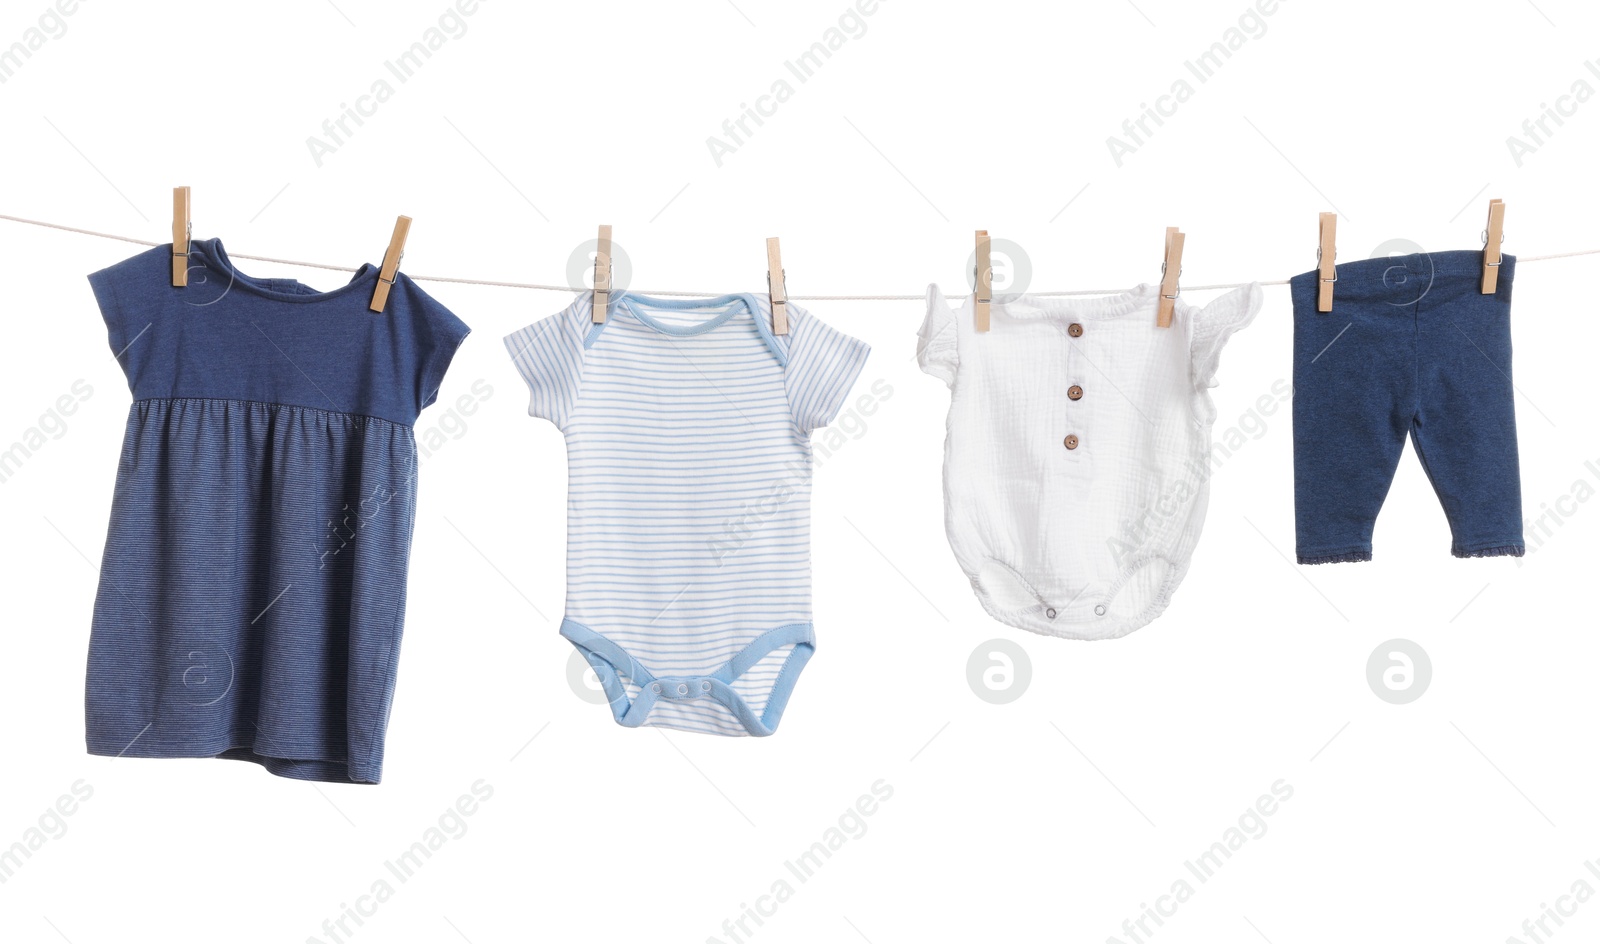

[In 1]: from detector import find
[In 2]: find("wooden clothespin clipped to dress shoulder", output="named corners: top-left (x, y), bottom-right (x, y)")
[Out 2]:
top-left (1157, 226), bottom-right (1184, 327)
top-left (1481, 199), bottom-right (1506, 294)
top-left (765, 236), bottom-right (788, 335)
top-left (369, 216), bottom-right (411, 313)
top-left (974, 230), bottom-right (992, 333)
top-left (1317, 212), bottom-right (1337, 312)
top-left (171, 186), bottom-right (191, 287)
top-left (592, 225), bottom-right (613, 323)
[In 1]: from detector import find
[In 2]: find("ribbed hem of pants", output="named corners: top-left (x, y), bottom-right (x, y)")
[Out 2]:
top-left (1297, 549), bottom-right (1372, 565)
top-left (1452, 544), bottom-right (1525, 559)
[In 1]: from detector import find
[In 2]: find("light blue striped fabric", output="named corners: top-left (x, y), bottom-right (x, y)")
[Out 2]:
top-left (505, 291), bottom-right (869, 736)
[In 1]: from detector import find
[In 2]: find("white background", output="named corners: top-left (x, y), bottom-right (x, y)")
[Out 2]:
top-left (2, 1), bottom-right (1598, 942)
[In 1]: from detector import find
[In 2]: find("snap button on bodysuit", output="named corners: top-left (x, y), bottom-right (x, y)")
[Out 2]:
top-left (1045, 607), bottom-right (1057, 619)
top-left (654, 677), bottom-right (715, 700)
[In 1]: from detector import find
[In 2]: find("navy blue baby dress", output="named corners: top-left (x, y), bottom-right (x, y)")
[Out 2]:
top-left (85, 238), bottom-right (469, 783)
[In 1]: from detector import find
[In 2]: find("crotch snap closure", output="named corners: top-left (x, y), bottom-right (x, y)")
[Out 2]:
top-left (655, 677), bottom-right (713, 700)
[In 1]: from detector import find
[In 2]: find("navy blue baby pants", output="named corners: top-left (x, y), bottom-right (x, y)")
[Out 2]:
top-left (1289, 250), bottom-right (1524, 564)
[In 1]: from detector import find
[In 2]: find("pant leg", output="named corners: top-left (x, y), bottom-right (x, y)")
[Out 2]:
top-left (1411, 255), bottom-right (1524, 558)
top-left (1290, 267), bottom-right (1415, 563)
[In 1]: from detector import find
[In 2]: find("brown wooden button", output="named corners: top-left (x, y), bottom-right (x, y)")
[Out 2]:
top-left (1067, 323), bottom-right (1084, 338)
top-left (1068, 385), bottom-right (1083, 400)
top-left (1063, 434), bottom-right (1079, 450)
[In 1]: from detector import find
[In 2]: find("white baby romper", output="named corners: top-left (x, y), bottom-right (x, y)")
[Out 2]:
top-left (507, 291), bottom-right (869, 735)
top-left (919, 281), bottom-right (1261, 640)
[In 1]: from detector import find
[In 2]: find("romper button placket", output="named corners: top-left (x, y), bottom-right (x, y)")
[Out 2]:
top-left (1066, 324), bottom-right (1084, 448)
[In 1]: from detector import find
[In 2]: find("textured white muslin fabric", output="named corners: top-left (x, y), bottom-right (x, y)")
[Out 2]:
top-left (919, 281), bottom-right (1262, 640)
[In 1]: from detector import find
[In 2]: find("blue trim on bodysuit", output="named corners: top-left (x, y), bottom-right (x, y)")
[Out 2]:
top-left (560, 619), bottom-right (814, 737)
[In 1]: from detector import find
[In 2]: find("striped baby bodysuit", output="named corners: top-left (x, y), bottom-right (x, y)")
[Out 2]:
top-left (505, 291), bottom-right (869, 736)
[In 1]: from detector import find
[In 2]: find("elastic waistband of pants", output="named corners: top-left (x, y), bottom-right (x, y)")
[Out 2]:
top-left (1290, 248), bottom-right (1515, 290)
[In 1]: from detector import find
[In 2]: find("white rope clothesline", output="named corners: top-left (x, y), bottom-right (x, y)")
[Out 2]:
top-left (7, 211), bottom-right (1600, 301)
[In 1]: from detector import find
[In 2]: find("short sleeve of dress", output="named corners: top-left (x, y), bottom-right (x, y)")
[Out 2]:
top-left (87, 249), bottom-right (162, 383)
top-left (784, 304), bottom-right (871, 435)
top-left (917, 284), bottom-right (959, 387)
top-left (503, 297), bottom-right (590, 429)
top-left (403, 276), bottom-right (472, 411)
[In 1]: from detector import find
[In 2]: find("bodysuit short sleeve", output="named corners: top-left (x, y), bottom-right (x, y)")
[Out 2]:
top-left (503, 296), bottom-right (589, 428)
top-left (917, 285), bottom-right (959, 387)
top-left (784, 305), bottom-right (870, 434)
top-left (1188, 283), bottom-right (1262, 391)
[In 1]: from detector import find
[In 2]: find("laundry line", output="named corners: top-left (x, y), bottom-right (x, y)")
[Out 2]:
top-left (7, 211), bottom-right (1600, 302)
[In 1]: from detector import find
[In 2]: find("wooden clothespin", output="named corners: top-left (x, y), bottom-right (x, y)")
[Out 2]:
top-left (1481, 199), bottom-right (1506, 294)
top-left (592, 225), bottom-right (612, 323)
top-left (1157, 226), bottom-right (1184, 328)
top-left (765, 236), bottom-right (789, 335)
top-left (1317, 212), bottom-right (1337, 312)
top-left (171, 186), bottom-right (191, 287)
top-left (974, 230), bottom-right (992, 333)
top-left (368, 216), bottom-right (411, 313)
